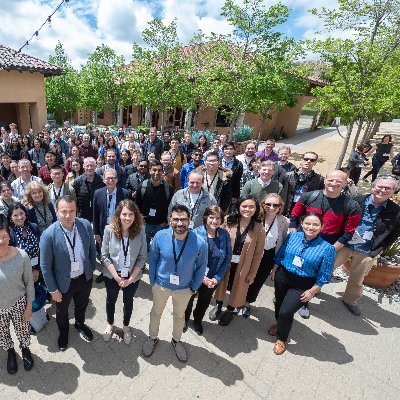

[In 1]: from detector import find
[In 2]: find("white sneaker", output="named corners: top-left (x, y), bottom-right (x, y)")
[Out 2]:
top-left (298, 305), bottom-right (310, 319)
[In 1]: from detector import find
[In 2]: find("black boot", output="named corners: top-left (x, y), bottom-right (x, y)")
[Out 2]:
top-left (7, 348), bottom-right (17, 374)
top-left (21, 347), bottom-right (34, 371)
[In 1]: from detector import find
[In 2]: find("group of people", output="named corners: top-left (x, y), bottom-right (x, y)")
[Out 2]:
top-left (1, 122), bottom-right (400, 375)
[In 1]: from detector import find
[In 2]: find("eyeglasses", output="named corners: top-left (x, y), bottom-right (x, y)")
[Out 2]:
top-left (138, 164), bottom-right (148, 168)
top-left (104, 177), bottom-right (117, 181)
top-left (171, 218), bottom-right (189, 223)
top-left (375, 185), bottom-right (396, 191)
top-left (263, 203), bottom-right (280, 209)
top-left (303, 157), bottom-right (317, 162)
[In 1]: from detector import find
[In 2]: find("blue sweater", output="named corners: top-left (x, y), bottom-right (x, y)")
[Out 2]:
top-left (274, 232), bottom-right (335, 287)
top-left (194, 225), bottom-right (232, 283)
top-left (149, 227), bottom-right (207, 291)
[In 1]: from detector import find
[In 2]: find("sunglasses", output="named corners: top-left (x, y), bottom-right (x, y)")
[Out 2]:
top-left (192, 153), bottom-right (202, 157)
top-left (263, 203), bottom-right (280, 209)
top-left (138, 164), bottom-right (148, 168)
top-left (303, 157), bottom-right (317, 162)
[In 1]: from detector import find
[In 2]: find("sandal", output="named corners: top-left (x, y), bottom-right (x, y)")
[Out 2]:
top-left (267, 324), bottom-right (278, 336)
top-left (273, 340), bottom-right (286, 355)
top-left (103, 327), bottom-right (113, 342)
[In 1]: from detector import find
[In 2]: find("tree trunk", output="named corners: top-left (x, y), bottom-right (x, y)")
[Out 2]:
top-left (160, 112), bottom-right (165, 131)
top-left (310, 108), bottom-right (321, 131)
top-left (93, 111), bottom-right (98, 126)
top-left (256, 116), bottom-right (268, 148)
top-left (184, 110), bottom-right (193, 131)
top-left (351, 116), bottom-right (364, 152)
top-left (369, 118), bottom-right (382, 140)
top-left (336, 121), bottom-right (354, 169)
top-left (144, 107), bottom-right (152, 127)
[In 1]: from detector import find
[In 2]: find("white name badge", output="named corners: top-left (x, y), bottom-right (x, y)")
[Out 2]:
top-left (383, 153), bottom-right (390, 157)
top-left (363, 231), bottom-right (373, 241)
top-left (170, 274), bottom-right (180, 285)
top-left (205, 267), bottom-right (210, 276)
top-left (232, 254), bottom-right (240, 263)
top-left (293, 256), bottom-right (303, 268)
top-left (30, 257), bottom-right (39, 267)
top-left (348, 230), bottom-right (366, 245)
top-left (120, 268), bottom-right (130, 278)
top-left (149, 208), bottom-right (156, 217)
top-left (71, 261), bottom-right (80, 272)
top-left (188, 221), bottom-right (194, 229)
top-left (358, 163), bottom-right (365, 168)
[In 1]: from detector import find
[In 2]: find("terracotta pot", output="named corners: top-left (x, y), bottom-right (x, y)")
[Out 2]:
top-left (363, 263), bottom-right (400, 289)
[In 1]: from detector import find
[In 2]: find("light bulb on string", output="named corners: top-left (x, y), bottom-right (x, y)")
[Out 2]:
top-left (35, 31), bottom-right (39, 40)
top-left (48, 17), bottom-right (52, 27)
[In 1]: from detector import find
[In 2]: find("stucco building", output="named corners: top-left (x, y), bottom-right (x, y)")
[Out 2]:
top-left (0, 45), bottom-right (62, 134)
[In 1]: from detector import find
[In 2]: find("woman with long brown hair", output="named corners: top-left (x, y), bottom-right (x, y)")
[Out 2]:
top-left (100, 199), bottom-right (147, 344)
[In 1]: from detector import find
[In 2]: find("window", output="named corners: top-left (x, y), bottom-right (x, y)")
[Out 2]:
top-left (215, 106), bottom-right (232, 127)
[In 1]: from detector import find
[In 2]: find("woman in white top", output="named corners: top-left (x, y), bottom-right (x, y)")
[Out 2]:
top-left (242, 193), bottom-right (289, 317)
top-left (101, 199), bottom-right (147, 344)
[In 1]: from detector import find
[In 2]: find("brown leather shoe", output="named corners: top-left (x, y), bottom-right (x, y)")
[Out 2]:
top-left (273, 340), bottom-right (286, 355)
top-left (267, 324), bottom-right (278, 336)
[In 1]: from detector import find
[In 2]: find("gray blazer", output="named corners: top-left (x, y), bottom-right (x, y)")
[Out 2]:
top-left (100, 224), bottom-right (147, 282)
top-left (39, 218), bottom-right (97, 293)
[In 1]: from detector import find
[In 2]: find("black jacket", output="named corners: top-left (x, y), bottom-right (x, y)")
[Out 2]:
top-left (226, 158), bottom-right (243, 199)
top-left (354, 194), bottom-right (400, 257)
top-left (201, 167), bottom-right (233, 212)
top-left (73, 173), bottom-right (105, 222)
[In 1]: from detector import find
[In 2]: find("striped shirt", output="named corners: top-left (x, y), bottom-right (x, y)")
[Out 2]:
top-left (274, 232), bottom-right (336, 287)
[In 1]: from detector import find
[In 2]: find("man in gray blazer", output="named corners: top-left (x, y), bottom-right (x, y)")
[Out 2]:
top-left (40, 195), bottom-right (97, 351)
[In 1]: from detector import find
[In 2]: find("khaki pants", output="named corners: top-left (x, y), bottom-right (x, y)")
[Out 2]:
top-left (334, 247), bottom-right (374, 305)
top-left (149, 284), bottom-right (192, 342)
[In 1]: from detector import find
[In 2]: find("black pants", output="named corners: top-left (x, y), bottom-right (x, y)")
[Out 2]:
top-left (274, 267), bottom-right (316, 342)
top-left (185, 283), bottom-right (217, 323)
top-left (349, 167), bottom-right (362, 185)
top-left (56, 275), bottom-right (93, 336)
top-left (363, 160), bottom-right (386, 182)
top-left (246, 248), bottom-right (275, 304)
top-left (104, 277), bottom-right (140, 326)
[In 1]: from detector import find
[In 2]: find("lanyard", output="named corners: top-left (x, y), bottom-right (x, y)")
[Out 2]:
top-left (233, 221), bottom-right (251, 255)
top-left (62, 226), bottom-right (77, 262)
top-left (121, 236), bottom-right (129, 266)
top-left (34, 204), bottom-right (47, 223)
top-left (205, 172), bottom-right (218, 191)
top-left (188, 190), bottom-right (202, 217)
top-left (263, 216), bottom-right (276, 236)
top-left (172, 232), bottom-right (189, 274)
top-left (53, 184), bottom-right (63, 201)
top-left (170, 150), bottom-right (179, 163)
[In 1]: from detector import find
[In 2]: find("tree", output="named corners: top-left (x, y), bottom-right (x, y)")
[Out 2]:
top-left (45, 41), bottom-right (80, 123)
top-left (79, 44), bottom-right (129, 125)
top-left (310, 0), bottom-right (400, 168)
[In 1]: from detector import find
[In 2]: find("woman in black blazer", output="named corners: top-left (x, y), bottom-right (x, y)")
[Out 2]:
top-left (101, 199), bottom-right (147, 344)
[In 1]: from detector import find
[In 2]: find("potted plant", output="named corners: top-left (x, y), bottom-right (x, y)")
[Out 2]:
top-left (233, 125), bottom-right (253, 155)
top-left (362, 239), bottom-right (400, 289)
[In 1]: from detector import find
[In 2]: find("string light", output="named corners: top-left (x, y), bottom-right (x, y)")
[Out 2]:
top-left (17, 0), bottom-right (70, 53)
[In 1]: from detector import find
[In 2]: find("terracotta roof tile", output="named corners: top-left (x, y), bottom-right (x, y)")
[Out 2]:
top-left (0, 44), bottom-right (63, 76)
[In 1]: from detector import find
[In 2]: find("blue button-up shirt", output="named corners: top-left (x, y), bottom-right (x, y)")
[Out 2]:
top-left (222, 157), bottom-right (235, 170)
top-left (348, 195), bottom-right (386, 254)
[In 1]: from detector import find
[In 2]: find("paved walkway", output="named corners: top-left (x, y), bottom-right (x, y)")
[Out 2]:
top-left (2, 123), bottom-right (400, 399)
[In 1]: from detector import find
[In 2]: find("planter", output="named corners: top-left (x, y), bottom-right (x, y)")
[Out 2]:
top-left (341, 260), bottom-right (400, 289)
top-left (363, 263), bottom-right (400, 289)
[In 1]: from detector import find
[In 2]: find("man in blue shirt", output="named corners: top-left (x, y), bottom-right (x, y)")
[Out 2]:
top-left (142, 204), bottom-right (207, 362)
top-left (334, 175), bottom-right (400, 315)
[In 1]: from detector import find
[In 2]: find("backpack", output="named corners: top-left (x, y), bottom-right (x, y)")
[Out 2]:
top-left (141, 179), bottom-right (170, 200)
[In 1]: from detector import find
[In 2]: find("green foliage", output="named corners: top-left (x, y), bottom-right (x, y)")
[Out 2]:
top-left (234, 125), bottom-right (253, 142)
top-left (79, 44), bottom-right (128, 123)
top-left (136, 125), bottom-right (150, 134)
top-left (191, 130), bottom-right (216, 145)
top-left (45, 41), bottom-right (80, 123)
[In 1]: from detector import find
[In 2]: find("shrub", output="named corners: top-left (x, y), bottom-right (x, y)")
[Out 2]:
top-left (234, 125), bottom-right (253, 142)
top-left (191, 130), bottom-right (216, 145)
top-left (136, 125), bottom-right (150, 134)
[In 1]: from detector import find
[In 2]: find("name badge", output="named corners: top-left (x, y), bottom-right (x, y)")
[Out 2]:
top-left (205, 267), bottom-right (210, 276)
top-left (120, 268), bottom-right (130, 278)
top-left (188, 221), bottom-right (194, 229)
top-left (383, 153), bottom-right (390, 157)
top-left (31, 256), bottom-right (39, 267)
top-left (170, 274), bottom-right (180, 285)
top-left (357, 163), bottom-right (364, 168)
top-left (293, 256), bottom-right (303, 268)
top-left (149, 208), bottom-right (156, 217)
top-left (232, 254), bottom-right (240, 263)
top-left (71, 261), bottom-right (80, 272)
top-left (348, 230), bottom-right (366, 245)
top-left (363, 231), bottom-right (373, 240)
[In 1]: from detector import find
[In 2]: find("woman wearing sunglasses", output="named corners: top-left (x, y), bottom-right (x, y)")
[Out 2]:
top-left (241, 193), bottom-right (289, 317)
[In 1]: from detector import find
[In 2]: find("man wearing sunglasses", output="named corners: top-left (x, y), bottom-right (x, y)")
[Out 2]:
top-left (126, 160), bottom-right (150, 198)
top-left (334, 175), bottom-right (400, 315)
top-left (281, 151), bottom-right (325, 216)
top-left (179, 149), bottom-right (204, 189)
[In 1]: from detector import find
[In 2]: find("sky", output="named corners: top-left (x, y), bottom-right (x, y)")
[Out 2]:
top-left (0, 0), bottom-right (339, 69)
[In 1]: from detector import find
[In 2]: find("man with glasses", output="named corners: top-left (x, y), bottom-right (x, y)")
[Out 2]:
top-left (136, 160), bottom-right (174, 248)
top-left (180, 149), bottom-right (205, 189)
top-left (281, 151), bottom-right (325, 215)
top-left (93, 169), bottom-right (130, 283)
top-left (142, 204), bottom-right (207, 362)
top-left (334, 175), bottom-right (400, 315)
top-left (48, 165), bottom-right (75, 207)
top-left (126, 160), bottom-right (150, 198)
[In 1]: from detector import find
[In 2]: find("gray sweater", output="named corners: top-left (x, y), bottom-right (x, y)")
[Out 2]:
top-left (0, 249), bottom-right (34, 309)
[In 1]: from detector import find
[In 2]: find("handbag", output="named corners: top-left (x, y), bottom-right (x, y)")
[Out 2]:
top-left (392, 160), bottom-right (400, 175)
top-left (30, 307), bottom-right (49, 333)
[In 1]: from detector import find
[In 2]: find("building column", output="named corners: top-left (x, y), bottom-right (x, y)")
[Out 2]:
top-left (16, 103), bottom-right (30, 134)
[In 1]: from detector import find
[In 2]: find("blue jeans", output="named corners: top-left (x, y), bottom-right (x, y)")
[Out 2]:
top-left (145, 223), bottom-right (165, 247)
